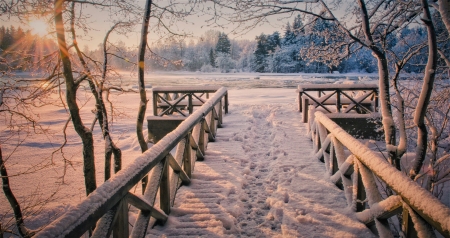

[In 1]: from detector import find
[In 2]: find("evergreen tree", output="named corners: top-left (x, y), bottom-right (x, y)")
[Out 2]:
top-left (254, 33), bottom-right (268, 72)
top-left (215, 32), bottom-right (231, 54)
top-left (209, 48), bottom-right (216, 67)
top-left (283, 22), bottom-right (294, 45)
top-left (292, 14), bottom-right (304, 36)
top-left (266, 31), bottom-right (280, 53)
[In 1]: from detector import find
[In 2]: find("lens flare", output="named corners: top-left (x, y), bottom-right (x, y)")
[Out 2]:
top-left (29, 19), bottom-right (48, 37)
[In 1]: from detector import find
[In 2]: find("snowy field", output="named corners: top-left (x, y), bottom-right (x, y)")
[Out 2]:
top-left (0, 72), bottom-right (413, 236)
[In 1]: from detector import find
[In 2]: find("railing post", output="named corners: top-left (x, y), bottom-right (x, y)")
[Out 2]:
top-left (224, 93), bottom-right (229, 114)
top-left (198, 120), bottom-right (206, 157)
top-left (336, 90), bottom-right (341, 113)
top-left (354, 162), bottom-right (366, 212)
top-left (113, 197), bottom-right (129, 238)
top-left (153, 93), bottom-right (158, 116)
top-left (298, 91), bottom-right (302, 112)
top-left (160, 156), bottom-right (170, 215)
top-left (330, 140), bottom-right (339, 175)
top-left (184, 135), bottom-right (192, 178)
top-left (208, 112), bottom-right (216, 141)
top-left (303, 98), bottom-right (309, 123)
top-left (402, 208), bottom-right (418, 238)
top-left (188, 93), bottom-right (193, 114)
top-left (218, 100), bottom-right (223, 127)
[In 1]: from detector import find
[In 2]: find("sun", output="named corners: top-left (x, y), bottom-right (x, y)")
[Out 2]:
top-left (29, 19), bottom-right (49, 37)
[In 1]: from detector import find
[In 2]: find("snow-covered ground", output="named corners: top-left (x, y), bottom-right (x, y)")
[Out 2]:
top-left (0, 72), bottom-right (424, 236)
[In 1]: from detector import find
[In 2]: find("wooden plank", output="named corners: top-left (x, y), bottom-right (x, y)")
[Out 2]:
top-left (190, 129), bottom-right (204, 160)
top-left (151, 86), bottom-right (221, 93)
top-left (298, 83), bottom-right (378, 91)
top-left (356, 195), bottom-right (402, 224)
top-left (91, 204), bottom-right (118, 238)
top-left (127, 192), bottom-right (168, 222)
top-left (130, 162), bottom-right (165, 238)
top-left (168, 153), bottom-right (191, 185)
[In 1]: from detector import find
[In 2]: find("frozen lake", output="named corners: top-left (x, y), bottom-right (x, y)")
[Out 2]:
top-left (113, 71), bottom-right (379, 90)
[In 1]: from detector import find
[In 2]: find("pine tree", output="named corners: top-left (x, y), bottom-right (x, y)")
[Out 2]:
top-left (254, 33), bottom-right (268, 72)
top-left (215, 32), bottom-right (231, 54)
top-left (266, 32), bottom-right (280, 53)
top-left (292, 14), bottom-right (304, 36)
top-left (283, 22), bottom-right (294, 45)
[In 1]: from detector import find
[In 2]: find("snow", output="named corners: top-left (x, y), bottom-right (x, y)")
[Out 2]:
top-left (2, 72), bottom-right (448, 237)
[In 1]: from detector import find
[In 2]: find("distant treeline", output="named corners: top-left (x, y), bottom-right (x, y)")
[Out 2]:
top-left (2, 13), bottom-right (449, 74)
top-left (0, 25), bottom-right (57, 72)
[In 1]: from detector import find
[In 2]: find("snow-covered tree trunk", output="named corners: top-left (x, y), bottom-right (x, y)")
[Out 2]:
top-left (357, 0), bottom-right (398, 168)
top-left (410, 0), bottom-right (438, 179)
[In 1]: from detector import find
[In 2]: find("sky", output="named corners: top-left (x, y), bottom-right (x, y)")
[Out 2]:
top-left (1, 0), bottom-right (288, 50)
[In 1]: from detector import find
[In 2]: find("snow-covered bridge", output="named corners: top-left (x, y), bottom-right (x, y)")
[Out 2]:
top-left (147, 97), bottom-right (374, 237)
top-left (34, 87), bottom-right (450, 238)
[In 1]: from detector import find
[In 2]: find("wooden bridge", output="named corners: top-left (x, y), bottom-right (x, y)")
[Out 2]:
top-left (35, 86), bottom-right (450, 237)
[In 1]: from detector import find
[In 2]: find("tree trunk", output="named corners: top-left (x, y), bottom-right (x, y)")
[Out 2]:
top-left (54, 0), bottom-right (96, 195)
top-left (0, 145), bottom-right (34, 238)
top-left (137, 0), bottom-right (152, 193)
top-left (438, 0), bottom-right (450, 35)
top-left (69, 4), bottom-right (122, 181)
top-left (410, 0), bottom-right (438, 179)
top-left (136, 0), bottom-right (152, 154)
top-left (357, 0), bottom-right (398, 168)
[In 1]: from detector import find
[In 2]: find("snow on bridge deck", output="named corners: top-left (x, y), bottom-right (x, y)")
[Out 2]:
top-left (147, 89), bottom-right (374, 237)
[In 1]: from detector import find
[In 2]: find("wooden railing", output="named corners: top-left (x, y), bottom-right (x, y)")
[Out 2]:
top-left (35, 87), bottom-right (228, 238)
top-left (309, 111), bottom-right (450, 237)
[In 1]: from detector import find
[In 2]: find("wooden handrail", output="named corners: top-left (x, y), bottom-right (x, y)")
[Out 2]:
top-left (35, 87), bottom-right (228, 238)
top-left (310, 111), bottom-right (450, 237)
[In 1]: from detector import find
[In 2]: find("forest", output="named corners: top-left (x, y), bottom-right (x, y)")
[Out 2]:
top-left (2, 12), bottom-right (448, 75)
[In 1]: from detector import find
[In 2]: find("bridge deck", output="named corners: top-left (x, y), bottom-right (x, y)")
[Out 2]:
top-left (148, 90), bottom-right (375, 237)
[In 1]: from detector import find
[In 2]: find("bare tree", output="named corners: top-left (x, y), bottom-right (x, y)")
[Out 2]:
top-left (1, 0), bottom-right (138, 234)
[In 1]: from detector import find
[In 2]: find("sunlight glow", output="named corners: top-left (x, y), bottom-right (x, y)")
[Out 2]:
top-left (29, 19), bottom-right (49, 37)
